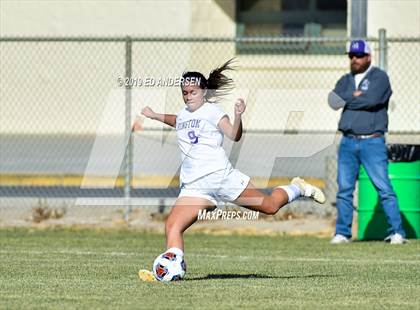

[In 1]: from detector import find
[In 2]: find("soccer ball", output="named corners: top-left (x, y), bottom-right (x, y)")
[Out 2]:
top-left (152, 251), bottom-right (186, 282)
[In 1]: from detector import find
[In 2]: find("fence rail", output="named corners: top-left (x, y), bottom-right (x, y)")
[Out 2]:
top-left (1, 35), bottom-right (419, 42)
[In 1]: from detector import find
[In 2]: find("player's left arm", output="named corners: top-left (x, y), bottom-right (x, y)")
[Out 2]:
top-left (218, 99), bottom-right (246, 142)
top-left (346, 73), bottom-right (392, 110)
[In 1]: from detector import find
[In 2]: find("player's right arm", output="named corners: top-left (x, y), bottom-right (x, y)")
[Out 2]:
top-left (141, 106), bottom-right (177, 128)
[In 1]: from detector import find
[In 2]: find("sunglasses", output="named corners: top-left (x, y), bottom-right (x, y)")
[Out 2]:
top-left (348, 53), bottom-right (367, 59)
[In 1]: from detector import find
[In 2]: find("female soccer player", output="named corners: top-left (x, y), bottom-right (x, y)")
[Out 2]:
top-left (136, 60), bottom-right (325, 281)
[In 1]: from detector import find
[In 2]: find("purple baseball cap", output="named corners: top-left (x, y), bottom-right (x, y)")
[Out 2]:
top-left (347, 40), bottom-right (371, 54)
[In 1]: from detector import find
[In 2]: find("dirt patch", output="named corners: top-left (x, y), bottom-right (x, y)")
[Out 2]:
top-left (0, 205), bottom-right (337, 237)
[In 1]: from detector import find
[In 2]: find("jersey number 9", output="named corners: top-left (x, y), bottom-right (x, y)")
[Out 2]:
top-left (188, 130), bottom-right (198, 144)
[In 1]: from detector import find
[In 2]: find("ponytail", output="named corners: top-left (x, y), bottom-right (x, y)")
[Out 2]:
top-left (206, 58), bottom-right (236, 101)
top-left (182, 58), bottom-right (236, 101)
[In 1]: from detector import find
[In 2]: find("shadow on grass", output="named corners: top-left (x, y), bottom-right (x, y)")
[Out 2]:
top-left (187, 274), bottom-right (339, 281)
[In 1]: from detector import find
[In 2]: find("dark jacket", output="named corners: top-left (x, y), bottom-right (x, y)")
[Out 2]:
top-left (333, 66), bottom-right (392, 135)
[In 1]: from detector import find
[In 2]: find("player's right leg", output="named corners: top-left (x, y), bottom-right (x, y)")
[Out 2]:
top-left (165, 197), bottom-right (215, 251)
top-left (139, 197), bottom-right (214, 282)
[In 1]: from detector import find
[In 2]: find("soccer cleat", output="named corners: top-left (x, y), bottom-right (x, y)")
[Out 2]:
top-left (291, 177), bottom-right (326, 204)
top-left (384, 233), bottom-right (407, 245)
top-left (330, 234), bottom-right (350, 244)
top-left (138, 269), bottom-right (157, 282)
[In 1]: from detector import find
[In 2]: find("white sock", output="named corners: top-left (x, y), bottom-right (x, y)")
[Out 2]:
top-left (165, 247), bottom-right (184, 257)
top-left (278, 184), bottom-right (301, 203)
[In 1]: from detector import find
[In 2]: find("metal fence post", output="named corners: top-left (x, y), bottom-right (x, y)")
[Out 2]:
top-left (351, 0), bottom-right (367, 38)
top-left (124, 36), bottom-right (133, 222)
top-left (378, 29), bottom-right (387, 71)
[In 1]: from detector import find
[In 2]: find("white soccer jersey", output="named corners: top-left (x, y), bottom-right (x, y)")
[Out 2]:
top-left (176, 102), bottom-right (232, 183)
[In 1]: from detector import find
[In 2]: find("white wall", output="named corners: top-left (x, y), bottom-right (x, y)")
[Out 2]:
top-left (368, 0), bottom-right (420, 37)
top-left (5, 1), bottom-right (418, 39)
top-left (0, 0), bottom-right (191, 36)
top-left (367, 0), bottom-right (420, 134)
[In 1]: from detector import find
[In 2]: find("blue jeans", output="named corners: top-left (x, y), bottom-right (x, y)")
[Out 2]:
top-left (335, 135), bottom-right (405, 238)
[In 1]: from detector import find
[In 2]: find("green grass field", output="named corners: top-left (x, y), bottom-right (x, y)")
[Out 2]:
top-left (1, 228), bottom-right (419, 309)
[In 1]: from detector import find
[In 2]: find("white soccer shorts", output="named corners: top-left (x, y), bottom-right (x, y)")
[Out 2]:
top-left (178, 168), bottom-right (250, 206)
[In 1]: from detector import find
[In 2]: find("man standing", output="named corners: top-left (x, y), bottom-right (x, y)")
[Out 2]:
top-left (328, 40), bottom-right (406, 244)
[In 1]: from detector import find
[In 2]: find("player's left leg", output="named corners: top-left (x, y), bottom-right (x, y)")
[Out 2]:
top-left (233, 179), bottom-right (325, 215)
top-left (233, 182), bottom-right (287, 215)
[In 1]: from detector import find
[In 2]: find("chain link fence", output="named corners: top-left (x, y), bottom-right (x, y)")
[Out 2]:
top-left (1, 33), bottom-right (419, 224)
